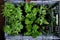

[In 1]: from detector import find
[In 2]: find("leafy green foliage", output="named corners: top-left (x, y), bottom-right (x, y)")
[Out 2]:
top-left (3, 2), bottom-right (55, 38)
top-left (24, 25), bottom-right (32, 36)
top-left (35, 6), bottom-right (49, 25)
top-left (24, 3), bottom-right (49, 37)
top-left (24, 3), bottom-right (34, 13)
top-left (3, 2), bottom-right (24, 35)
top-left (25, 18), bottom-right (33, 24)
top-left (31, 24), bottom-right (42, 38)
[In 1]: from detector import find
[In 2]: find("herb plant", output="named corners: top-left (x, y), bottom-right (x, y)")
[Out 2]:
top-left (3, 2), bottom-right (55, 38)
top-left (3, 2), bottom-right (24, 35)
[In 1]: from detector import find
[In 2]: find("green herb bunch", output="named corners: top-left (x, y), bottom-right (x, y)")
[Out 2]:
top-left (3, 2), bottom-right (24, 35)
top-left (24, 3), bottom-right (49, 38)
top-left (3, 2), bottom-right (50, 37)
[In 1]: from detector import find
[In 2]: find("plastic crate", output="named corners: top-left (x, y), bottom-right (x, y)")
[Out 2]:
top-left (4, 1), bottom-right (60, 40)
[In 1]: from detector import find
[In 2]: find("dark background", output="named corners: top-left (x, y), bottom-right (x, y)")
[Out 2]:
top-left (0, 0), bottom-right (5, 40)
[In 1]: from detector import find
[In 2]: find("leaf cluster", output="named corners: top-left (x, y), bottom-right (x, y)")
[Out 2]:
top-left (3, 2), bottom-right (24, 35)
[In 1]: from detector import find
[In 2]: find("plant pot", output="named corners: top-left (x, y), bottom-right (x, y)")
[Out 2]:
top-left (3, 1), bottom-right (60, 40)
top-left (5, 33), bottom-right (43, 40)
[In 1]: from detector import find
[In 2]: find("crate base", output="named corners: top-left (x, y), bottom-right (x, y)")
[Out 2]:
top-left (5, 34), bottom-right (60, 40)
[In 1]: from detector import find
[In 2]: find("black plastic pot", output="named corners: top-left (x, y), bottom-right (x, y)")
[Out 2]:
top-left (4, 1), bottom-right (60, 40)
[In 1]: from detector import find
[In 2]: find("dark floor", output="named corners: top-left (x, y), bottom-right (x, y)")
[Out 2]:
top-left (0, 0), bottom-right (5, 40)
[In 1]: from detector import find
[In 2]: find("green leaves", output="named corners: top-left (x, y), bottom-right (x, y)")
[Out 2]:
top-left (32, 31), bottom-right (40, 38)
top-left (16, 7), bottom-right (24, 21)
top-left (24, 3), bottom-right (34, 13)
top-left (33, 24), bottom-right (39, 31)
top-left (35, 17), bottom-right (49, 25)
top-left (3, 2), bottom-right (24, 35)
top-left (25, 18), bottom-right (33, 24)
top-left (24, 25), bottom-right (32, 36)
top-left (3, 2), bottom-right (15, 17)
top-left (26, 25), bottom-right (32, 32)
top-left (35, 18), bottom-right (43, 25)
top-left (32, 8), bottom-right (38, 14)
top-left (43, 19), bottom-right (49, 24)
top-left (31, 24), bottom-right (40, 38)
top-left (35, 6), bottom-right (49, 25)
top-left (4, 25), bottom-right (11, 35)
top-left (24, 4), bottom-right (49, 38)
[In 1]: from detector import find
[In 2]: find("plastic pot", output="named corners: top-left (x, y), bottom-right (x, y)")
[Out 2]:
top-left (4, 1), bottom-right (60, 40)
